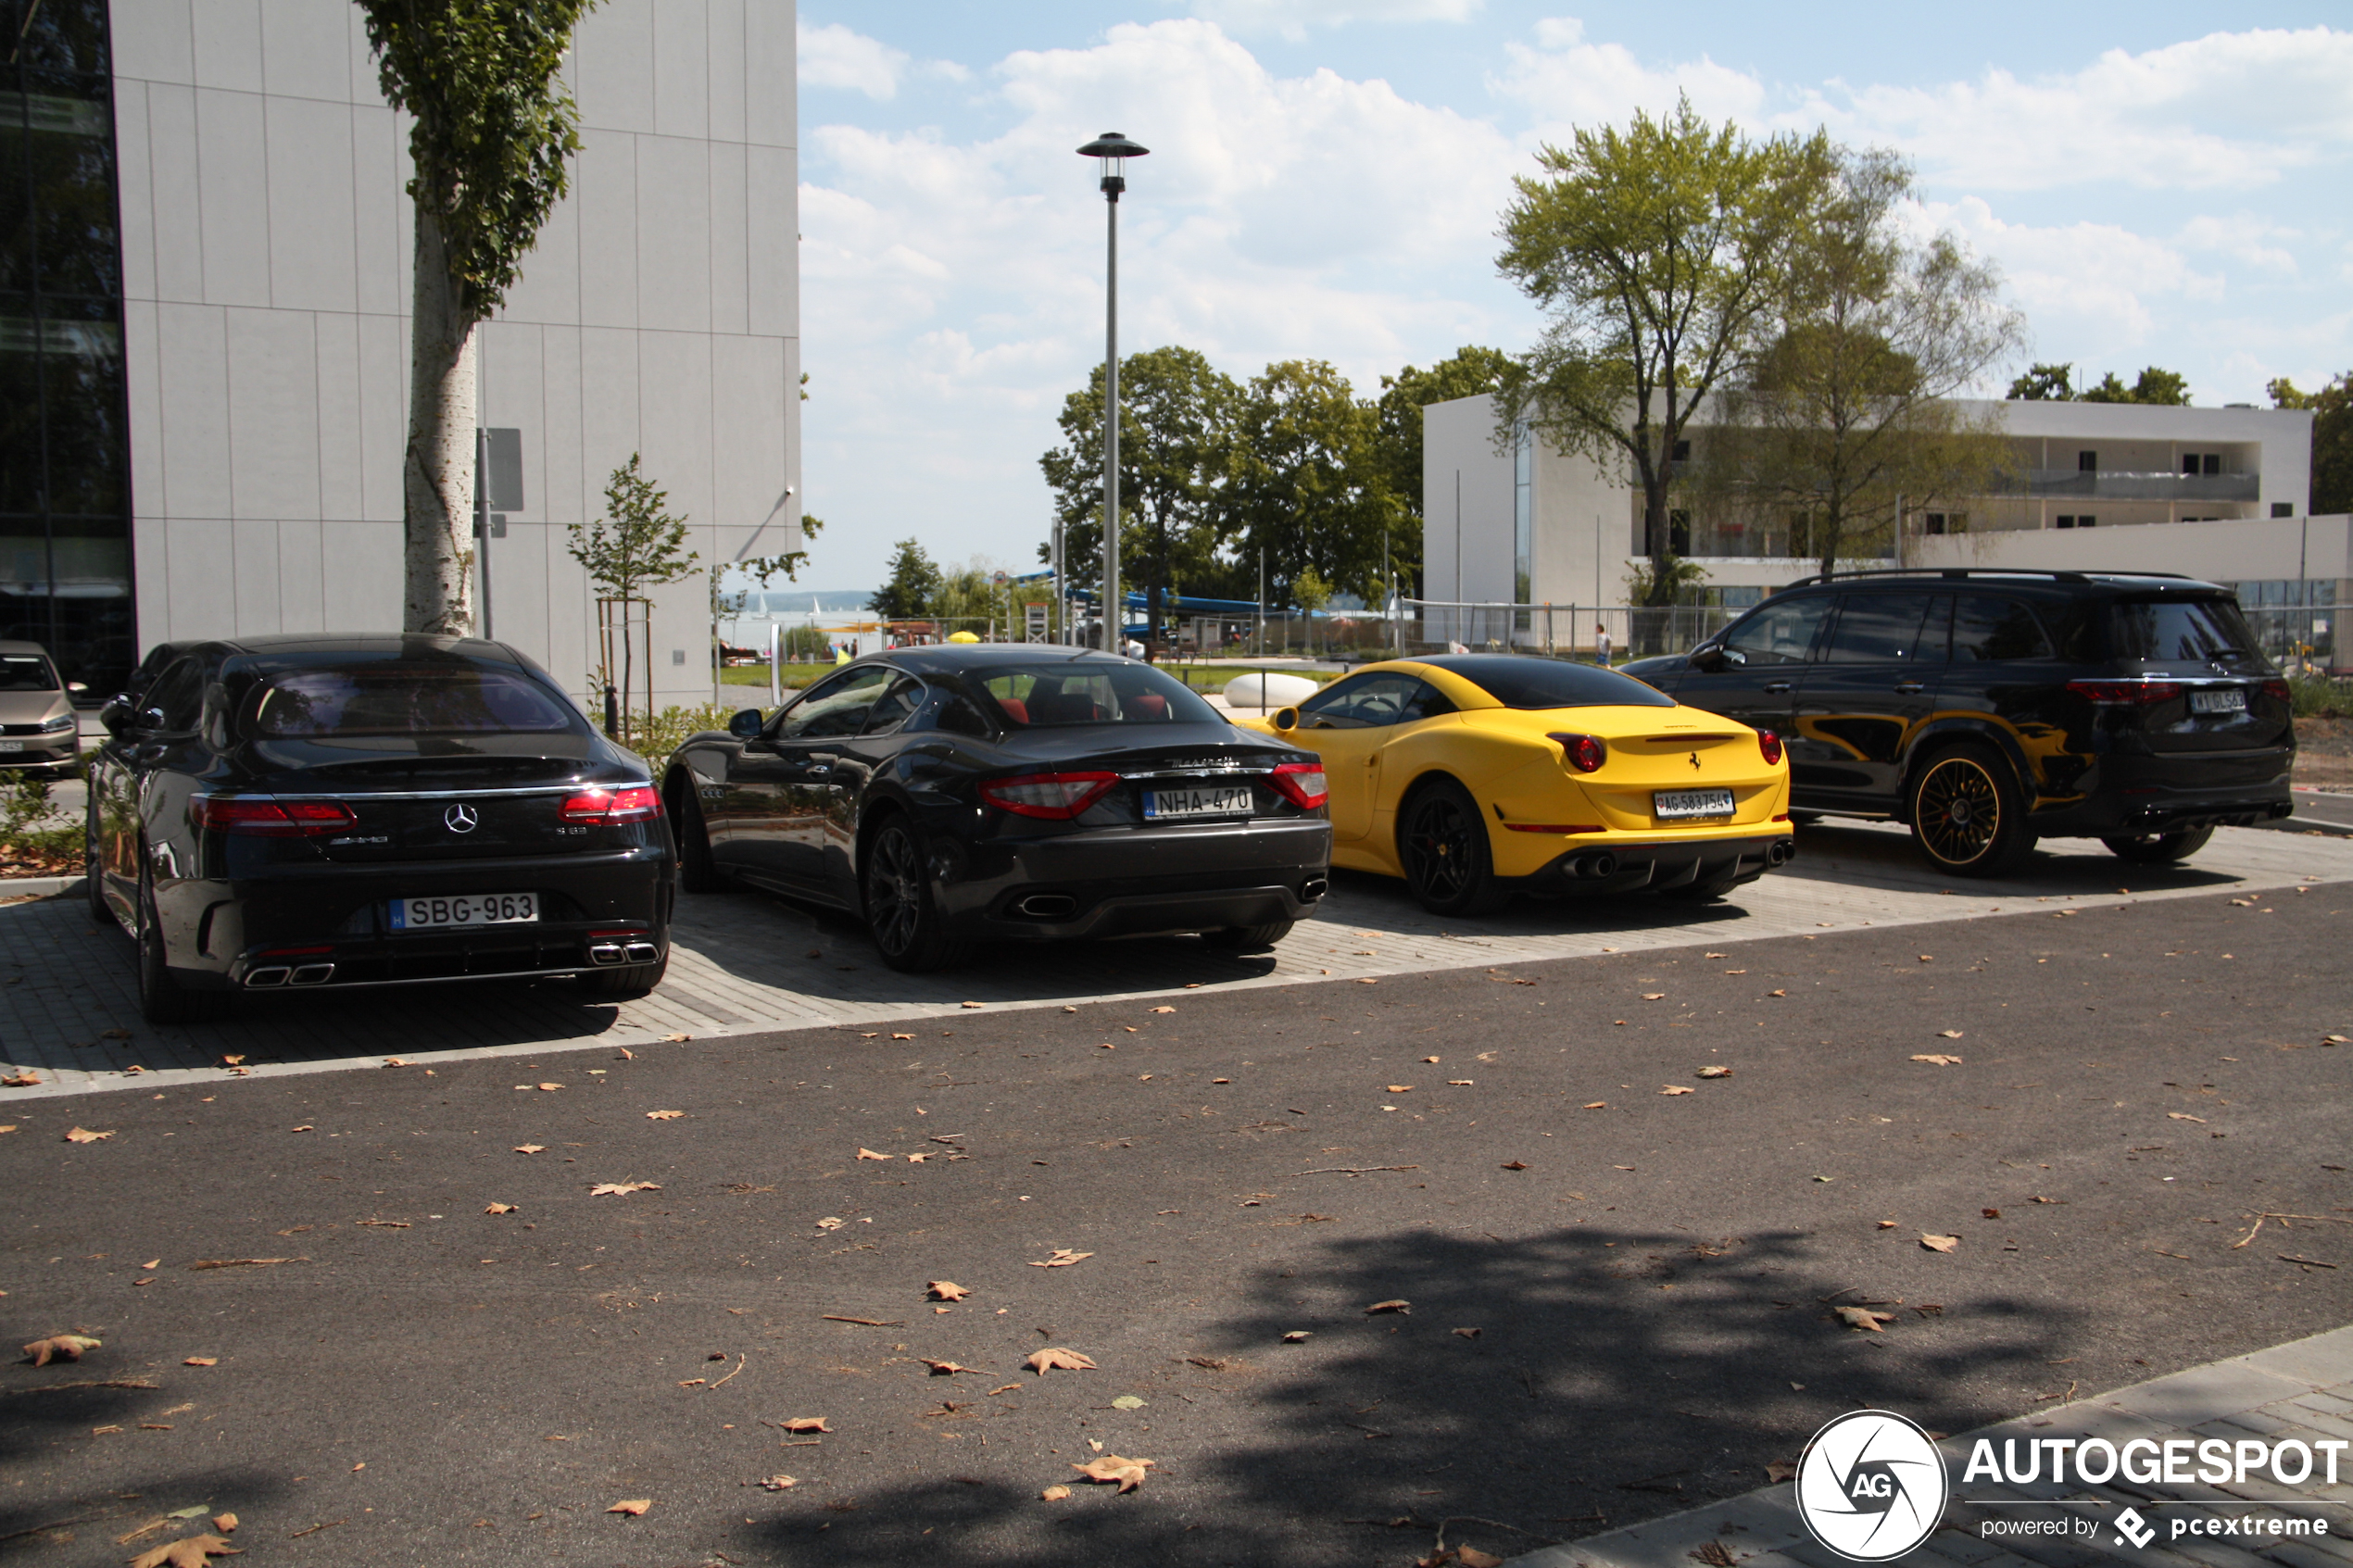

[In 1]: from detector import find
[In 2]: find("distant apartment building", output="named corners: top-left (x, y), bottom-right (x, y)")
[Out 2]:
top-left (1422, 395), bottom-right (2341, 633)
top-left (2, 0), bottom-right (800, 706)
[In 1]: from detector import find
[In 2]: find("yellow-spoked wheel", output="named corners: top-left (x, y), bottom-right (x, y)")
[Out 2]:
top-left (1908, 746), bottom-right (2032, 877)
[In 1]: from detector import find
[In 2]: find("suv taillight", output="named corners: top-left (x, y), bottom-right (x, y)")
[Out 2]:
top-left (192, 797), bottom-right (357, 835)
top-left (560, 785), bottom-right (661, 823)
top-left (1757, 729), bottom-right (1784, 766)
top-left (2260, 678), bottom-right (2291, 702)
top-left (1549, 732), bottom-right (1607, 772)
top-left (978, 771), bottom-right (1118, 820)
top-left (1269, 762), bottom-right (1328, 809)
top-left (2067, 679), bottom-right (2183, 706)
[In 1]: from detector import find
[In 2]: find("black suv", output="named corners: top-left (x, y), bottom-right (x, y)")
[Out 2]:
top-left (1625, 571), bottom-right (2294, 875)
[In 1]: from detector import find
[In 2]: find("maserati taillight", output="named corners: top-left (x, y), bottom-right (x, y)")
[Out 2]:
top-left (978, 771), bottom-right (1119, 820)
top-left (1268, 762), bottom-right (1329, 809)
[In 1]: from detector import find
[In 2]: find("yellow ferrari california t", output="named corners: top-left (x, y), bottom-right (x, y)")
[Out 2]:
top-left (1236, 655), bottom-right (1794, 915)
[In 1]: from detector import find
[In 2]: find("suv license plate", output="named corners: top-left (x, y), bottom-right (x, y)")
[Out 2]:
top-left (2190, 688), bottom-right (2246, 714)
top-left (1655, 787), bottom-right (1736, 821)
top-left (389, 892), bottom-right (538, 931)
top-left (1144, 784), bottom-right (1254, 821)
top-left (0, 739), bottom-right (20, 753)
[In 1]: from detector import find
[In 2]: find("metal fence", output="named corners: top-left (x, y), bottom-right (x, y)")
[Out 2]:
top-left (2239, 606), bottom-right (2338, 674)
top-left (1396, 601), bottom-right (1737, 663)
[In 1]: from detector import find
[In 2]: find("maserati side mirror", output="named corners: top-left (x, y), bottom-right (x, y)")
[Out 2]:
top-left (728, 709), bottom-right (763, 739)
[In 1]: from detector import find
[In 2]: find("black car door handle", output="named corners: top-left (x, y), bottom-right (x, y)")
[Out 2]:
top-left (1763, 682), bottom-right (1793, 694)
top-left (1894, 682), bottom-right (1926, 694)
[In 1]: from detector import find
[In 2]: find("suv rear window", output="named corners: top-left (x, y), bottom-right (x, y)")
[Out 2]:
top-left (249, 666), bottom-right (582, 736)
top-left (2108, 597), bottom-right (2258, 662)
top-left (1424, 655), bottom-right (1675, 709)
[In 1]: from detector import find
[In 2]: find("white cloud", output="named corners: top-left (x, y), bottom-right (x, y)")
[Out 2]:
top-left (797, 20), bottom-right (970, 100)
top-left (2172, 215), bottom-right (2299, 276)
top-left (1191, 0), bottom-right (1482, 44)
top-left (1489, 21), bottom-right (1766, 135)
top-left (1793, 27), bottom-right (2353, 192)
top-left (1916, 196), bottom-right (2224, 355)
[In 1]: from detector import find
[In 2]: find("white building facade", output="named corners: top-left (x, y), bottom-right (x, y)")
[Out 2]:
top-left (2, 0), bottom-right (799, 708)
top-left (1422, 393), bottom-right (2342, 656)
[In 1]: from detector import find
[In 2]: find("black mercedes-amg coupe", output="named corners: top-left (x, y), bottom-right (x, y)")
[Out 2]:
top-left (87, 635), bottom-right (675, 1023)
top-left (663, 646), bottom-right (1333, 971)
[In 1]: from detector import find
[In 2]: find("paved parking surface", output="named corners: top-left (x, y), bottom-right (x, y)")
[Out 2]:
top-left (5, 820), bottom-right (2350, 1098)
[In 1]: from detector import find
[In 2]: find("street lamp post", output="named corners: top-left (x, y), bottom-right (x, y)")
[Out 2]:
top-left (1077, 132), bottom-right (1149, 656)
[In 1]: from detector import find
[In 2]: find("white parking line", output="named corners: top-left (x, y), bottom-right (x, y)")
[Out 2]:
top-left (3, 819), bottom-right (2347, 1099)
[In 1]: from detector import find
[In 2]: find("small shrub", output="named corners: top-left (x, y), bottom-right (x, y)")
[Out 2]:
top-left (621, 704), bottom-right (736, 772)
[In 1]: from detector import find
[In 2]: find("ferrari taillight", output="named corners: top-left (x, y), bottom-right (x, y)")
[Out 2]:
top-left (191, 797), bottom-right (357, 835)
top-left (1757, 729), bottom-right (1784, 766)
top-left (1549, 732), bottom-right (1607, 772)
top-left (978, 771), bottom-right (1118, 820)
top-left (560, 784), bottom-right (661, 823)
top-left (1268, 762), bottom-right (1328, 809)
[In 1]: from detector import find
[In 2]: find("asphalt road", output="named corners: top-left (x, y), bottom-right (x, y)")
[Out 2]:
top-left (3, 886), bottom-right (2348, 1568)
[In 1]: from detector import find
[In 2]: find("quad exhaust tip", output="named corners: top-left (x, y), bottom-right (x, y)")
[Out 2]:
top-left (623, 940), bottom-right (659, 965)
top-left (246, 962), bottom-right (334, 988)
top-left (288, 962), bottom-right (334, 986)
top-left (1570, 850), bottom-right (1617, 880)
top-left (245, 966), bottom-right (291, 988)
top-left (588, 941), bottom-right (626, 965)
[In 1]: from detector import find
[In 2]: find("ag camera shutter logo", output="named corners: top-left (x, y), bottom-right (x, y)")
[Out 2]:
top-left (1795, 1410), bottom-right (1950, 1561)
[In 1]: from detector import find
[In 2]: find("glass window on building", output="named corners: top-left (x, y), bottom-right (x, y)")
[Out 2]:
top-left (1512, 422), bottom-right (1531, 626)
top-left (2, 0), bottom-right (132, 695)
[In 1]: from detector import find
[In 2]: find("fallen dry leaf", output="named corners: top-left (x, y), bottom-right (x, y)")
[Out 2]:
top-left (760, 1475), bottom-right (797, 1491)
top-left (1448, 1078), bottom-right (1474, 1085)
top-left (1768, 988), bottom-right (1787, 997)
top-left (513, 1144), bottom-right (545, 1154)
top-left (645, 1109), bottom-right (686, 1122)
top-left (659, 1032), bottom-right (692, 1043)
top-left (536, 1082), bottom-right (563, 1092)
top-left (1936, 1030), bottom-right (1964, 1039)
top-left (927, 1281), bottom-right (971, 1301)
top-left (23, 1333), bottom-right (100, 1365)
top-left (588, 1182), bottom-right (661, 1197)
top-left (857, 1148), bottom-right (892, 1161)
top-left (781, 1417), bottom-right (830, 1433)
top-left (1282, 1330), bottom-right (1311, 1342)
top-left (1767, 1461), bottom-right (1800, 1483)
top-left (1835, 1306), bottom-right (1896, 1332)
top-left (1696, 1065), bottom-right (1733, 1079)
top-left (1029, 1249), bottom-right (1092, 1268)
top-left (288, 1124), bottom-right (314, 1133)
top-left (1, 1072), bottom-right (38, 1086)
top-left (607, 1499), bottom-right (651, 1516)
top-left (188, 1259), bottom-right (300, 1271)
top-left (1452, 1326), bottom-right (1482, 1339)
top-left (129, 1534), bottom-right (240, 1568)
top-left (1500, 1160), bottom-right (1529, 1171)
top-left (1920, 1233), bottom-right (1960, 1253)
top-left (1659, 1085), bottom-right (1694, 1096)
top-left (484, 1203), bottom-right (518, 1215)
top-left (962, 1001), bottom-right (986, 1010)
top-left (220, 1055), bottom-right (244, 1067)
top-left (1040, 1484), bottom-right (1073, 1501)
top-left (814, 1217), bottom-right (846, 1232)
top-left (183, 1357), bottom-right (218, 1366)
top-left (1384, 1085), bottom-right (1414, 1094)
top-left (1453, 1549), bottom-right (1507, 1568)
top-left (1582, 1100), bottom-right (1607, 1110)
top-left (890, 1033), bottom-right (915, 1041)
top-left (211, 1513), bottom-right (236, 1533)
top-left (1641, 992), bottom-right (1667, 1001)
top-left (1071, 1453), bottom-right (1155, 1493)
top-left (1027, 1348), bottom-right (1098, 1374)
top-left (2168, 1112), bottom-right (2208, 1123)
top-left (1149, 1006), bottom-right (1175, 1014)
top-left (64, 1126), bottom-right (113, 1143)
top-left (1911, 1054), bottom-right (1963, 1067)
top-left (383, 1057), bottom-right (409, 1068)
top-left (1365, 1298), bottom-right (1410, 1315)
top-left (921, 1359), bottom-right (983, 1375)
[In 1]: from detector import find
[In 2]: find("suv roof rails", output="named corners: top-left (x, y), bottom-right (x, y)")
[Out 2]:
top-left (1778, 567), bottom-right (2199, 591)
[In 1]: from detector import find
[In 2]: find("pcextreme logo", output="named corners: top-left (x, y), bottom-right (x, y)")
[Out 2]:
top-left (1795, 1410), bottom-right (1950, 1562)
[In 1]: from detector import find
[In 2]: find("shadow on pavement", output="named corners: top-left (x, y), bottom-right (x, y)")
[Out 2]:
top-left (729, 1225), bottom-right (2075, 1568)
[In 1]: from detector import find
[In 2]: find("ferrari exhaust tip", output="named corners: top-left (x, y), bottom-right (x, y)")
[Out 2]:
top-left (1767, 838), bottom-right (1795, 867)
top-left (1576, 850), bottom-right (1617, 880)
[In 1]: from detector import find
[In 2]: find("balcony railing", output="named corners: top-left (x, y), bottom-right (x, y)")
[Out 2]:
top-left (1990, 469), bottom-right (2261, 502)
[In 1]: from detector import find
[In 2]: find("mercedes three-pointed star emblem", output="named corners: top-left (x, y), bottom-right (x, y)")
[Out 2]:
top-left (444, 803), bottom-right (479, 834)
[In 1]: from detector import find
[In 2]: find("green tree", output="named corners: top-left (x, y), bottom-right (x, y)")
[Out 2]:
top-left (2006, 362), bottom-right (2076, 400)
top-left (1373, 345), bottom-right (1511, 596)
top-left (1038, 346), bottom-right (1239, 641)
top-left (359, 0), bottom-right (597, 636)
top-left (567, 454), bottom-right (697, 739)
top-left (2271, 372), bottom-right (2353, 515)
top-left (1221, 359), bottom-right (1402, 615)
top-left (2080, 367), bottom-right (2191, 405)
top-left (869, 538), bottom-right (943, 621)
top-left (1712, 147), bottom-right (2024, 578)
top-left (1495, 96), bottom-right (1834, 608)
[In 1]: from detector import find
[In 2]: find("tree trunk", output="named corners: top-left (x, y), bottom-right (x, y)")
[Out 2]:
top-left (404, 207), bottom-right (479, 636)
top-left (1641, 480), bottom-right (1677, 608)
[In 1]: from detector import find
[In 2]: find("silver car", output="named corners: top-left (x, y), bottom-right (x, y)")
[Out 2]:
top-left (0, 641), bottom-right (83, 773)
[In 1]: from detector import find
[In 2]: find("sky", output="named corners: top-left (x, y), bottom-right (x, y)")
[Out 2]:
top-left (785, 2), bottom-right (2353, 595)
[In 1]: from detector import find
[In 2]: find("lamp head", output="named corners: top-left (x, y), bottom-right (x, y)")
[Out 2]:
top-left (1076, 131), bottom-right (1150, 197)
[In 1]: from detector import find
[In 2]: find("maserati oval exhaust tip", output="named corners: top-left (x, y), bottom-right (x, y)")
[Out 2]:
top-left (1300, 876), bottom-right (1329, 901)
top-left (1013, 893), bottom-right (1078, 920)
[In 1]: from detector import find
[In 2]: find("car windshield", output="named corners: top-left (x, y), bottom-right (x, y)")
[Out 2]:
top-left (2108, 597), bottom-right (2259, 662)
top-left (0, 653), bottom-right (59, 691)
top-left (1423, 655), bottom-right (1676, 709)
top-left (975, 660), bottom-right (1220, 726)
top-left (248, 664), bottom-right (584, 736)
